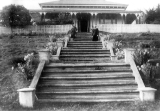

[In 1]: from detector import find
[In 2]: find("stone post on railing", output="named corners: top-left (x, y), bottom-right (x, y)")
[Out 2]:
top-left (139, 87), bottom-right (157, 101)
top-left (124, 48), bottom-right (135, 63)
top-left (124, 48), bottom-right (157, 102)
top-left (38, 49), bottom-right (50, 64)
top-left (51, 47), bottom-right (62, 60)
top-left (64, 35), bottom-right (70, 48)
top-left (17, 88), bottom-right (35, 108)
top-left (100, 35), bottom-right (106, 49)
top-left (57, 41), bottom-right (64, 47)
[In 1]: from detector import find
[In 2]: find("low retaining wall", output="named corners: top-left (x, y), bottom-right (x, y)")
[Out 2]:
top-left (1, 24), bottom-right (160, 35)
top-left (98, 24), bottom-right (160, 33)
top-left (0, 25), bottom-right (72, 35)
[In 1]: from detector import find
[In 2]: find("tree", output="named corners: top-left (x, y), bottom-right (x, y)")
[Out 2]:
top-left (126, 14), bottom-right (136, 24)
top-left (0, 4), bottom-right (31, 33)
top-left (145, 4), bottom-right (160, 24)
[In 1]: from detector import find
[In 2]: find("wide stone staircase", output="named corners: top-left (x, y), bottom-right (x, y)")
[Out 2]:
top-left (36, 32), bottom-right (139, 102)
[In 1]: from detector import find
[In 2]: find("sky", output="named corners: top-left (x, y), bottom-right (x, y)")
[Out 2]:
top-left (0, 0), bottom-right (160, 11)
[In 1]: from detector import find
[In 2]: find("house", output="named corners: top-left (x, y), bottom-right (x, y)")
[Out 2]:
top-left (30, 0), bottom-right (144, 32)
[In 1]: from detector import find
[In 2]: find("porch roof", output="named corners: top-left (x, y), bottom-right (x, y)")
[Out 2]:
top-left (39, 0), bottom-right (128, 6)
top-left (29, 9), bottom-right (142, 14)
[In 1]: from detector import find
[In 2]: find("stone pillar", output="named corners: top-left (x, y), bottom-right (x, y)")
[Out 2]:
top-left (139, 87), bottom-right (157, 102)
top-left (124, 48), bottom-right (135, 63)
top-left (17, 88), bottom-right (35, 108)
top-left (38, 49), bottom-right (50, 64)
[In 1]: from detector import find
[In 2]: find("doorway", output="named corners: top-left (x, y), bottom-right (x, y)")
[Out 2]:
top-left (77, 13), bottom-right (90, 32)
top-left (80, 19), bottom-right (88, 32)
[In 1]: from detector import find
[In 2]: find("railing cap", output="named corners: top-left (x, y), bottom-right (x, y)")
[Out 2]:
top-left (17, 88), bottom-right (35, 92)
top-left (139, 87), bottom-right (157, 91)
top-left (38, 49), bottom-right (49, 52)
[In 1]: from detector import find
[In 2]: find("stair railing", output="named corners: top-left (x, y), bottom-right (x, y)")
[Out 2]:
top-left (29, 60), bottom-right (46, 88)
top-left (124, 48), bottom-right (157, 102)
top-left (17, 49), bottom-right (50, 108)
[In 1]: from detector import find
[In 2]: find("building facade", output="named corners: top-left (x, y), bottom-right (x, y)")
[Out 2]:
top-left (30, 0), bottom-right (144, 32)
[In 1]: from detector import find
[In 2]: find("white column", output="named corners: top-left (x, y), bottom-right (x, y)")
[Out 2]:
top-left (90, 13), bottom-right (94, 30)
top-left (74, 12), bottom-right (78, 27)
top-left (120, 13), bottom-right (124, 24)
top-left (124, 13), bottom-right (127, 24)
top-left (39, 12), bottom-right (43, 22)
top-left (135, 13), bottom-right (139, 24)
top-left (95, 13), bottom-right (98, 25)
top-left (70, 12), bottom-right (73, 23)
top-left (43, 12), bottom-right (46, 22)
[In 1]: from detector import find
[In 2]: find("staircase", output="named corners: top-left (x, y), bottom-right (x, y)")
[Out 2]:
top-left (36, 32), bottom-right (139, 102)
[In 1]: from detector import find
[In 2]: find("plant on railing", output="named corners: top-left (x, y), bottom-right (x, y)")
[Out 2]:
top-left (133, 48), bottom-right (160, 86)
top-left (137, 63), bottom-right (157, 86)
top-left (12, 53), bottom-right (39, 80)
top-left (114, 40), bottom-right (124, 59)
top-left (46, 35), bottom-right (58, 55)
top-left (133, 49), bottom-right (151, 66)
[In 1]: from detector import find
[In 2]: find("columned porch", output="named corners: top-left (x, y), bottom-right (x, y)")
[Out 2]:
top-left (33, 11), bottom-right (143, 32)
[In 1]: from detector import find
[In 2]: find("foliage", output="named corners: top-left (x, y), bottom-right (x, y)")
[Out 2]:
top-left (11, 53), bottom-right (39, 80)
top-left (137, 63), bottom-right (157, 85)
top-left (37, 13), bottom-right (73, 25)
top-left (114, 41), bottom-right (125, 59)
top-left (133, 48), bottom-right (160, 85)
top-left (0, 4), bottom-right (31, 29)
top-left (126, 14), bottom-right (136, 24)
top-left (133, 49), bottom-right (151, 66)
top-left (145, 4), bottom-right (160, 24)
top-left (46, 42), bottom-right (58, 55)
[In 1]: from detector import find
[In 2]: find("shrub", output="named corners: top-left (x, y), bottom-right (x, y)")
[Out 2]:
top-left (133, 49), bottom-right (151, 66)
top-left (149, 40), bottom-right (160, 48)
top-left (11, 53), bottom-right (39, 80)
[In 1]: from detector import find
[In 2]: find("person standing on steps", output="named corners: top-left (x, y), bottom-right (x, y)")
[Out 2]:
top-left (92, 25), bottom-right (99, 41)
top-left (71, 24), bottom-right (77, 40)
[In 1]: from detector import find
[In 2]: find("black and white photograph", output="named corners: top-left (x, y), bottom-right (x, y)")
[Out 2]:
top-left (0, 0), bottom-right (160, 110)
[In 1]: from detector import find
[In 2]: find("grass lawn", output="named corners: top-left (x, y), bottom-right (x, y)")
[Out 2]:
top-left (1, 33), bottom-right (160, 111)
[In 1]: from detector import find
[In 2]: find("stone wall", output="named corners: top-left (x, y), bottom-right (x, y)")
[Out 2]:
top-left (1, 24), bottom-right (160, 35)
top-left (0, 25), bottom-right (72, 35)
top-left (98, 24), bottom-right (160, 33)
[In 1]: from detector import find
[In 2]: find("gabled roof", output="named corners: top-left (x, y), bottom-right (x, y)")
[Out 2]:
top-left (39, 0), bottom-right (128, 6)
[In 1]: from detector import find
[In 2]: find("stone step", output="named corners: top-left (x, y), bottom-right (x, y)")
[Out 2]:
top-left (60, 54), bottom-right (110, 58)
top-left (65, 46), bottom-right (102, 49)
top-left (36, 93), bottom-right (139, 100)
top-left (44, 66), bottom-right (131, 71)
top-left (37, 86), bottom-right (138, 93)
top-left (67, 45), bottom-right (102, 47)
top-left (60, 52), bottom-right (110, 54)
top-left (68, 41), bottom-right (102, 44)
top-left (37, 90), bottom-right (138, 94)
top-left (45, 63), bottom-right (130, 68)
top-left (42, 70), bottom-right (132, 73)
top-left (74, 39), bottom-right (93, 41)
top-left (37, 98), bottom-right (139, 102)
top-left (38, 79), bottom-right (136, 86)
top-left (61, 49), bottom-right (109, 52)
top-left (67, 42), bottom-right (102, 45)
top-left (59, 58), bottom-right (111, 63)
top-left (41, 72), bottom-right (134, 78)
top-left (40, 76), bottom-right (134, 80)
top-left (60, 58), bottom-right (97, 62)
